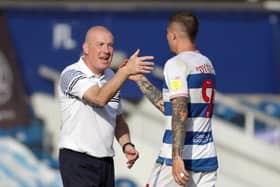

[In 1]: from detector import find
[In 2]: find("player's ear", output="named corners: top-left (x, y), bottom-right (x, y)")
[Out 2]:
top-left (83, 42), bottom-right (89, 54)
top-left (171, 31), bottom-right (176, 41)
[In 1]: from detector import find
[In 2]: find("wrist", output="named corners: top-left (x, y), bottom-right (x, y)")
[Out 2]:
top-left (118, 59), bottom-right (130, 76)
top-left (122, 142), bottom-right (135, 153)
top-left (135, 74), bottom-right (144, 83)
top-left (172, 155), bottom-right (182, 161)
top-left (118, 65), bottom-right (130, 77)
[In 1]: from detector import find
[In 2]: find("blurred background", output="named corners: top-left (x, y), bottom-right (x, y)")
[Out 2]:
top-left (0, 0), bottom-right (280, 186)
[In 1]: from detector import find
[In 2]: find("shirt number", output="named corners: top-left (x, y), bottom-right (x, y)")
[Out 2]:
top-left (202, 79), bottom-right (215, 118)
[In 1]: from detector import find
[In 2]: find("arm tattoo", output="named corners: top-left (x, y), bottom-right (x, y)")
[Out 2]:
top-left (171, 97), bottom-right (188, 159)
top-left (137, 78), bottom-right (164, 113)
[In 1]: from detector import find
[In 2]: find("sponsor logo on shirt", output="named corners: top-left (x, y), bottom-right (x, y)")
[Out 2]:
top-left (170, 77), bottom-right (182, 90)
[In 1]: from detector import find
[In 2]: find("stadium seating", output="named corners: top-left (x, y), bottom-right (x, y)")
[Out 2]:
top-left (214, 103), bottom-right (245, 128)
top-left (257, 100), bottom-right (280, 119)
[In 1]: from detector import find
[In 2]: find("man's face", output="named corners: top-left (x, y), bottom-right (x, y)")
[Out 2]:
top-left (86, 30), bottom-right (114, 73)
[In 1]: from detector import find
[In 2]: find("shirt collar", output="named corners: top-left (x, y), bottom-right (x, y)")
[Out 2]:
top-left (77, 56), bottom-right (105, 79)
top-left (179, 50), bottom-right (200, 55)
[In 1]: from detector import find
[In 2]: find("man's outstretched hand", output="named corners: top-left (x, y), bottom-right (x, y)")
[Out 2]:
top-left (120, 49), bottom-right (154, 75)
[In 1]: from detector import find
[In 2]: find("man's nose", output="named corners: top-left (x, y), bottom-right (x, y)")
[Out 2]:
top-left (102, 45), bottom-right (110, 53)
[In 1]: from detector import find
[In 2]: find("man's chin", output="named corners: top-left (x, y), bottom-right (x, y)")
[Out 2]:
top-left (99, 62), bottom-right (111, 69)
top-left (100, 59), bottom-right (111, 64)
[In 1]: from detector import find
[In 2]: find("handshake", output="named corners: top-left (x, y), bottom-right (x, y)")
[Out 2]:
top-left (118, 49), bottom-right (155, 77)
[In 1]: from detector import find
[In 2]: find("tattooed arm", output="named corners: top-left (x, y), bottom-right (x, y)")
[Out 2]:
top-left (171, 97), bottom-right (188, 159)
top-left (171, 97), bottom-right (190, 186)
top-left (131, 75), bottom-right (165, 113)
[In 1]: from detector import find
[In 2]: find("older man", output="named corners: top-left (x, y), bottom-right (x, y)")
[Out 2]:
top-left (58, 26), bottom-right (154, 187)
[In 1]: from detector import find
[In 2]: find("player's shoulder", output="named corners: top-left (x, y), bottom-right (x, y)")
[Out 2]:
top-left (166, 55), bottom-right (181, 66)
top-left (165, 53), bottom-right (190, 68)
top-left (61, 64), bottom-right (75, 74)
top-left (59, 62), bottom-right (86, 92)
top-left (61, 58), bottom-right (82, 74)
top-left (196, 52), bottom-right (211, 62)
top-left (59, 61), bottom-right (85, 85)
top-left (167, 51), bottom-right (197, 63)
top-left (181, 51), bottom-right (213, 65)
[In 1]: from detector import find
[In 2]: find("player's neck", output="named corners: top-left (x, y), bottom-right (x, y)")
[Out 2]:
top-left (175, 41), bottom-right (196, 54)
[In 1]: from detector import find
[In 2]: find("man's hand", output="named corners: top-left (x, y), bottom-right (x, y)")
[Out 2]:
top-left (123, 144), bottom-right (139, 169)
top-left (120, 49), bottom-right (154, 75)
top-left (172, 157), bottom-right (190, 186)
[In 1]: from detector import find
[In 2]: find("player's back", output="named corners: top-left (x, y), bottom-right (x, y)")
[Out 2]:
top-left (159, 51), bottom-right (218, 172)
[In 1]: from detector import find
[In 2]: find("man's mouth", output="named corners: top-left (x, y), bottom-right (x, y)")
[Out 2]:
top-left (100, 56), bottom-right (110, 61)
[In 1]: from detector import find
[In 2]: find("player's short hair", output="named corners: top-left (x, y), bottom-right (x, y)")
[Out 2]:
top-left (168, 12), bottom-right (199, 42)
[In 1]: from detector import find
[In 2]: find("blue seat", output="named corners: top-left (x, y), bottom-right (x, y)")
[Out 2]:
top-left (214, 103), bottom-right (245, 128)
top-left (257, 100), bottom-right (280, 118)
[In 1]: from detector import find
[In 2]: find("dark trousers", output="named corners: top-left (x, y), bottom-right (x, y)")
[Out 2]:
top-left (59, 148), bottom-right (115, 187)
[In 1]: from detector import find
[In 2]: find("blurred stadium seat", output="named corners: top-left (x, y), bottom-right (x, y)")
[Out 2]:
top-left (257, 100), bottom-right (280, 118)
top-left (214, 103), bottom-right (245, 128)
top-left (0, 108), bottom-right (58, 169)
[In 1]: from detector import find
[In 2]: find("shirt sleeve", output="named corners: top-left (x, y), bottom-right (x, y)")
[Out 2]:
top-left (110, 89), bottom-right (123, 115)
top-left (164, 58), bottom-right (189, 99)
top-left (116, 98), bottom-right (123, 115)
top-left (59, 69), bottom-right (98, 99)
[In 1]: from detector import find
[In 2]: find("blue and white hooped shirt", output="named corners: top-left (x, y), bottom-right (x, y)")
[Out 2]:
top-left (156, 51), bottom-right (218, 172)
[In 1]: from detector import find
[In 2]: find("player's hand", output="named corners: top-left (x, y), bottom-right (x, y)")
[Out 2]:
top-left (172, 157), bottom-right (190, 186)
top-left (124, 144), bottom-right (139, 169)
top-left (121, 49), bottom-right (154, 75)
